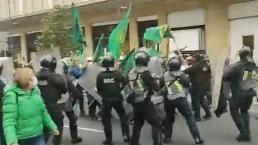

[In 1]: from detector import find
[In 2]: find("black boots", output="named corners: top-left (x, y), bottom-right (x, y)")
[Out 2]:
top-left (102, 140), bottom-right (113, 145)
top-left (163, 137), bottom-right (172, 143)
top-left (195, 138), bottom-right (204, 144)
top-left (71, 137), bottom-right (82, 144)
top-left (236, 134), bottom-right (250, 142)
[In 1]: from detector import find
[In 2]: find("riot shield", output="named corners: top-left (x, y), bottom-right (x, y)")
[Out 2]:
top-left (78, 63), bottom-right (102, 104)
top-left (148, 56), bottom-right (166, 78)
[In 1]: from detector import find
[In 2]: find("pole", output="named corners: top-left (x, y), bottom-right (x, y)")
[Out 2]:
top-left (173, 39), bottom-right (185, 62)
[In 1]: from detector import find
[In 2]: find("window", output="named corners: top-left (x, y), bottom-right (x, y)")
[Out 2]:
top-left (7, 35), bottom-right (21, 52)
top-left (137, 20), bottom-right (158, 47)
top-left (242, 35), bottom-right (254, 50)
top-left (26, 32), bottom-right (41, 53)
top-left (169, 26), bottom-right (205, 57)
top-left (92, 24), bottom-right (130, 55)
top-left (7, 36), bottom-right (22, 67)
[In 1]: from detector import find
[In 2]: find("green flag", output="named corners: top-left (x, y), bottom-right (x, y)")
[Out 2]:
top-left (120, 48), bottom-right (135, 77)
top-left (93, 34), bottom-right (105, 62)
top-left (108, 4), bottom-right (131, 60)
top-left (143, 25), bottom-right (173, 44)
top-left (71, 3), bottom-right (86, 57)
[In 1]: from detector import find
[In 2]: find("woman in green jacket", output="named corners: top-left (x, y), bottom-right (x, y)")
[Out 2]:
top-left (3, 68), bottom-right (59, 145)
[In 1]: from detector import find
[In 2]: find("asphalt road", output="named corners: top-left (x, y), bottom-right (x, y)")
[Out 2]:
top-left (58, 111), bottom-right (258, 145)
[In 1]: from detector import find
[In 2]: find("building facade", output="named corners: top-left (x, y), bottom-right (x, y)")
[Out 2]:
top-left (0, 0), bottom-right (257, 69)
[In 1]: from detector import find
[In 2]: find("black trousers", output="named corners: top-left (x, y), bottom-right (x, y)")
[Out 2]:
top-left (72, 85), bottom-right (85, 114)
top-left (0, 117), bottom-right (6, 145)
top-left (229, 95), bottom-right (253, 138)
top-left (190, 88), bottom-right (211, 119)
top-left (164, 97), bottom-right (201, 141)
top-left (102, 99), bottom-right (129, 141)
top-left (45, 111), bottom-right (64, 145)
top-left (88, 95), bottom-right (102, 118)
top-left (65, 110), bottom-right (79, 139)
top-left (130, 101), bottom-right (163, 145)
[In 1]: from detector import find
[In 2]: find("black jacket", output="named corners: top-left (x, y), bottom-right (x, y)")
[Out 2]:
top-left (65, 74), bottom-right (83, 100)
top-left (37, 69), bottom-right (67, 113)
top-left (184, 61), bottom-right (211, 91)
top-left (223, 61), bottom-right (257, 97)
top-left (96, 70), bottom-right (126, 101)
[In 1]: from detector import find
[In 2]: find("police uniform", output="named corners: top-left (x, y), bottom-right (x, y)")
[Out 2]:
top-left (127, 51), bottom-right (163, 145)
top-left (223, 47), bottom-right (258, 142)
top-left (37, 55), bottom-right (67, 145)
top-left (96, 54), bottom-right (129, 145)
top-left (162, 56), bottom-right (204, 144)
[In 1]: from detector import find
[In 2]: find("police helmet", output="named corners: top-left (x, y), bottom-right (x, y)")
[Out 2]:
top-left (167, 56), bottom-right (182, 71)
top-left (239, 46), bottom-right (253, 62)
top-left (101, 53), bottom-right (115, 68)
top-left (134, 51), bottom-right (150, 67)
top-left (40, 55), bottom-right (57, 70)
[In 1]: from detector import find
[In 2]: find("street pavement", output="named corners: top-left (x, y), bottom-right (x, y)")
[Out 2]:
top-left (58, 110), bottom-right (258, 145)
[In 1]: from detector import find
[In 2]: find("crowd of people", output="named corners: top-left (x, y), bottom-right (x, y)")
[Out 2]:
top-left (0, 46), bottom-right (257, 145)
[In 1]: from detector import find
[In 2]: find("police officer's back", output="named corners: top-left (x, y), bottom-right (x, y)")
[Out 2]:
top-left (97, 55), bottom-right (126, 102)
top-left (127, 51), bottom-right (162, 145)
top-left (223, 46), bottom-right (257, 142)
top-left (162, 56), bottom-right (204, 144)
top-left (96, 54), bottom-right (129, 145)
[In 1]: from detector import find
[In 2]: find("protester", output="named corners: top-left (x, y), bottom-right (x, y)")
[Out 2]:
top-left (62, 63), bottom-right (82, 144)
top-left (184, 53), bottom-right (212, 121)
top-left (3, 68), bottom-right (59, 145)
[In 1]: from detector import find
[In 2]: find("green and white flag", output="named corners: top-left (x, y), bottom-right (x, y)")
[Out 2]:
top-left (93, 34), bottom-right (105, 62)
top-left (144, 25), bottom-right (173, 44)
top-left (120, 48), bottom-right (135, 77)
top-left (108, 4), bottom-right (132, 60)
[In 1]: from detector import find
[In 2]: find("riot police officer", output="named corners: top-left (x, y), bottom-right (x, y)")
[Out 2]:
top-left (223, 46), bottom-right (258, 142)
top-left (162, 56), bottom-right (204, 144)
top-left (184, 54), bottom-right (212, 121)
top-left (37, 55), bottom-right (67, 145)
top-left (96, 54), bottom-right (130, 145)
top-left (127, 51), bottom-right (162, 145)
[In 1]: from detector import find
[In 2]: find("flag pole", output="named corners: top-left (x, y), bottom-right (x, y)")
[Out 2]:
top-left (173, 39), bottom-right (185, 62)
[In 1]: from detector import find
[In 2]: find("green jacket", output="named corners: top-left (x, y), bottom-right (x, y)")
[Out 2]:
top-left (3, 84), bottom-right (57, 145)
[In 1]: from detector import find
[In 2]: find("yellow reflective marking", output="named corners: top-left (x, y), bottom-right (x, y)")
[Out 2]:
top-left (137, 79), bottom-right (144, 92)
top-left (174, 80), bottom-right (183, 92)
top-left (243, 71), bottom-right (249, 81)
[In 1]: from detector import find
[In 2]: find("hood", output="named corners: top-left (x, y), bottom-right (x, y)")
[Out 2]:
top-left (4, 83), bottom-right (38, 95)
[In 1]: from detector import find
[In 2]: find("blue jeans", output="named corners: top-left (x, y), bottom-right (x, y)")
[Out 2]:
top-left (18, 135), bottom-right (45, 145)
